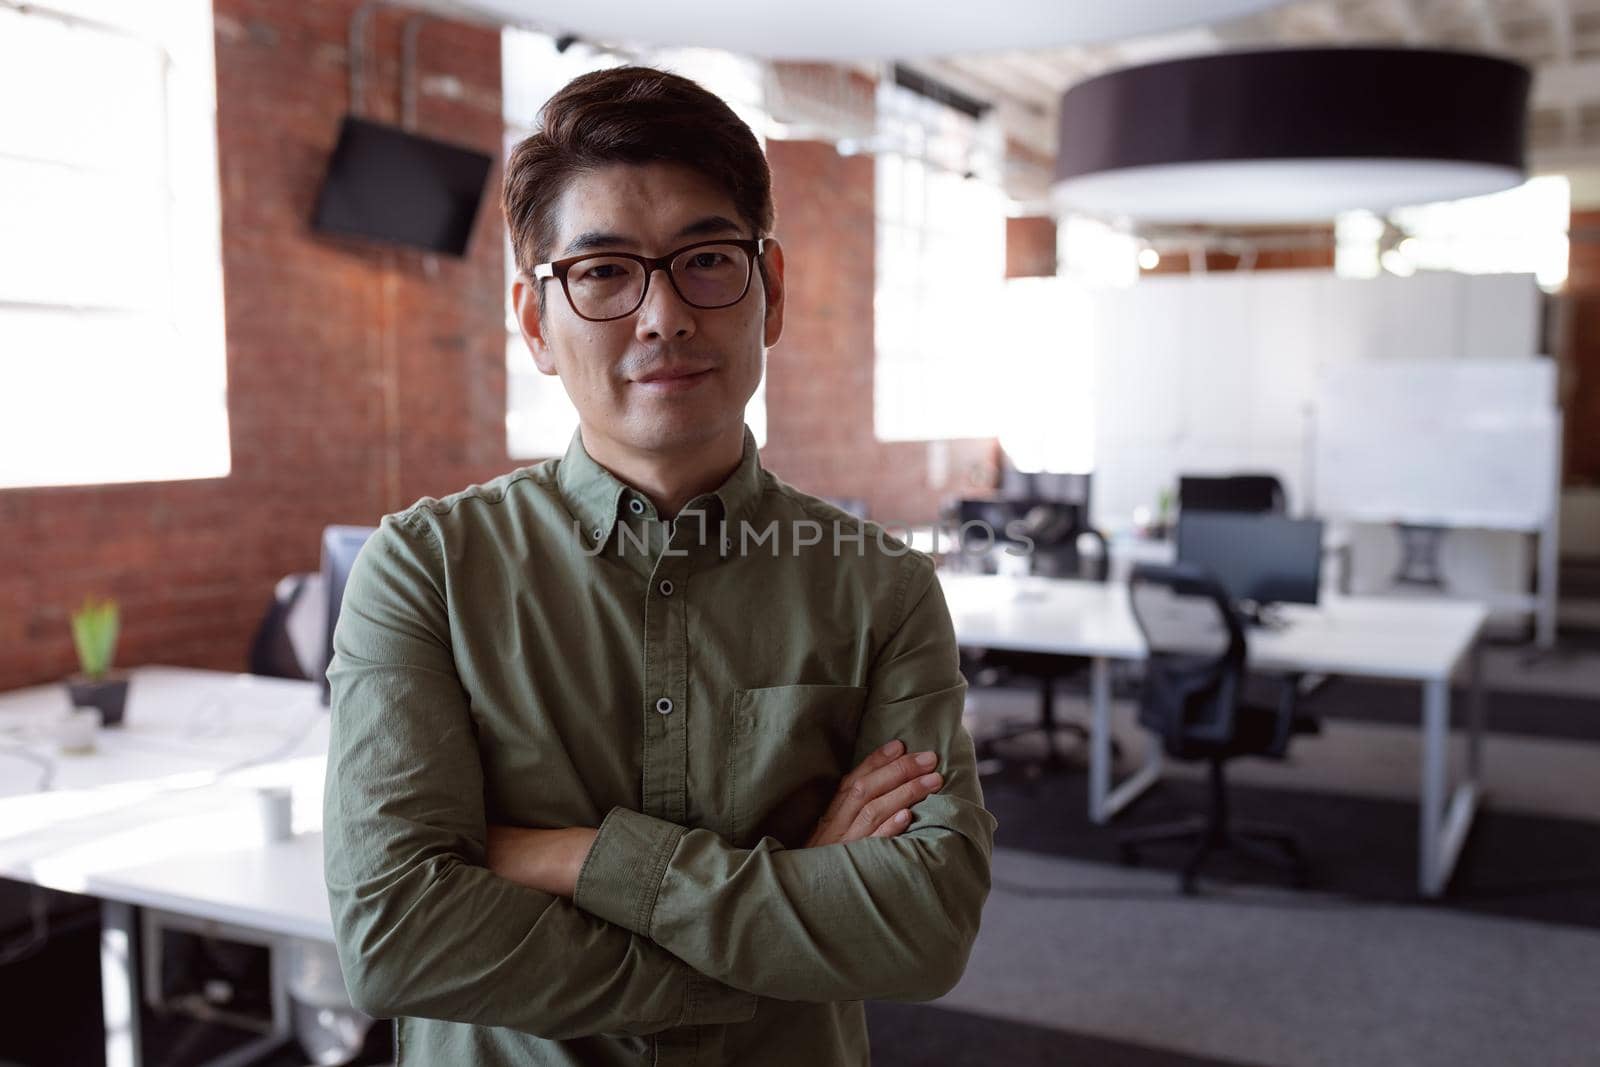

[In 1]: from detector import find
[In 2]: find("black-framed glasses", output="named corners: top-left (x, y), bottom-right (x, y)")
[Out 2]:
top-left (531, 237), bottom-right (768, 323)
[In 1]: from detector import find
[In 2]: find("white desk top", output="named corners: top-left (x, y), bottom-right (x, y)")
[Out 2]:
top-left (0, 666), bottom-right (326, 797)
top-left (0, 667), bottom-right (333, 941)
top-left (940, 573), bottom-right (1487, 682)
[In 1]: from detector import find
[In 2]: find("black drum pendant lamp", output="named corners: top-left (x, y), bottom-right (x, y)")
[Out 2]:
top-left (1052, 48), bottom-right (1532, 223)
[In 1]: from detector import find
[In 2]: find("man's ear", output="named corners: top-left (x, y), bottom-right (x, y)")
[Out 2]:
top-left (512, 275), bottom-right (560, 376)
top-left (758, 239), bottom-right (786, 349)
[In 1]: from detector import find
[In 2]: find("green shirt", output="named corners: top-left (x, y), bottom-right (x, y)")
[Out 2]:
top-left (324, 426), bottom-right (995, 1066)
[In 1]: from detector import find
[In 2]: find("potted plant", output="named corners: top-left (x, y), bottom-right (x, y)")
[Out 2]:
top-left (67, 597), bottom-right (127, 726)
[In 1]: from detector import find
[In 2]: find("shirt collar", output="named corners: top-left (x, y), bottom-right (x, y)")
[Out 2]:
top-left (556, 424), bottom-right (765, 546)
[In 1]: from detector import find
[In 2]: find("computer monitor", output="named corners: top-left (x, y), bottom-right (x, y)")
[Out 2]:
top-left (999, 465), bottom-right (1093, 511)
top-left (1176, 512), bottom-right (1323, 613)
top-left (320, 525), bottom-right (377, 704)
top-left (1178, 474), bottom-right (1286, 514)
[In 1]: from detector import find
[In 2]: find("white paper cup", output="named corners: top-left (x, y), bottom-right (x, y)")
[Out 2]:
top-left (257, 786), bottom-right (294, 841)
top-left (57, 708), bottom-right (100, 755)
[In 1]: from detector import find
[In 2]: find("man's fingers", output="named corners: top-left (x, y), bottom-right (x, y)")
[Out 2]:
top-left (826, 751), bottom-right (936, 835)
top-left (843, 739), bottom-right (906, 788)
top-left (805, 741), bottom-right (902, 846)
top-left (815, 743), bottom-right (916, 835)
top-left (851, 771), bottom-right (942, 836)
top-left (806, 744), bottom-right (944, 848)
top-left (870, 809), bottom-right (912, 839)
top-left (852, 751), bottom-right (939, 808)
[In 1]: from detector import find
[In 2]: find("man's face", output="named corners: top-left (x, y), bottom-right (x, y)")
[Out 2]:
top-left (512, 161), bottom-right (785, 458)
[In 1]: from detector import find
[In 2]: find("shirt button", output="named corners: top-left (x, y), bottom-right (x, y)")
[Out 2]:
top-left (592, 527), bottom-right (604, 540)
top-left (655, 697), bottom-right (673, 715)
top-left (629, 498), bottom-right (645, 515)
top-left (658, 579), bottom-right (674, 597)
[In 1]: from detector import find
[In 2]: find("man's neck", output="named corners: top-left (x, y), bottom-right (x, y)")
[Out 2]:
top-left (579, 423), bottom-right (746, 521)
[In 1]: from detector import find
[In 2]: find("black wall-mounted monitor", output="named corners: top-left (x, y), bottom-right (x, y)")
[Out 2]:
top-left (312, 116), bottom-right (493, 256)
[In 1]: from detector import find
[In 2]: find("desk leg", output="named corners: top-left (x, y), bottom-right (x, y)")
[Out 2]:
top-left (1089, 657), bottom-right (1162, 824)
top-left (1420, 675), bottom-right (1481, 898)
top-left (1467, 640), bottom-right (1486, 780)
top-left (101, 900), bottom-right (142, 1067)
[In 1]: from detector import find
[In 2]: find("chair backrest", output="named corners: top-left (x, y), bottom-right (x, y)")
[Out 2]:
top-left (1127, 563), bottom-right (1248, 755)
top-left (249, 573), bottom-right (320, 680)
top-left (1178, 474), bottom-right (1287, 515)
top-left (1018, 501), bottom-right (1108, 582)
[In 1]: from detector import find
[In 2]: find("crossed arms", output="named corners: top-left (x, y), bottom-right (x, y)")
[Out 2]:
top-left (323, 518), bottom-right (996, 1039)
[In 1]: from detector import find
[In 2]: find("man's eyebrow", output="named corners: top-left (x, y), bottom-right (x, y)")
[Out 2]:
top-left (560, 231), bottom-right (634, 257)
top-left (672, 215), bottom-right (747, 242)
top-left (557, 216), bottom-right (748, 259)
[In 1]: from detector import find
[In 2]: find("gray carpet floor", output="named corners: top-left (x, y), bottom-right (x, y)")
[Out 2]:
top-left (897, 638), bottom-right (1600, 1067)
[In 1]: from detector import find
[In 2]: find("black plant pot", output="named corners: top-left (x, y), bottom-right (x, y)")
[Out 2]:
top-left (67, 675), bottom-right (128, 727)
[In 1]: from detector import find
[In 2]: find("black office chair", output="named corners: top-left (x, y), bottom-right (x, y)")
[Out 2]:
top-left (1178, 474), bottom-right (1287, 515)
top-left (247, 573), bottom-right (320, 680)
top-left (1118, 563), bottom-right (1317, 893)
top-left (955, 498), bottom-right (1116, 773)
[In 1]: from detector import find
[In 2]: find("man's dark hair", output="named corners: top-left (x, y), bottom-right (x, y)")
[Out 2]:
top-left (503, 66), bottom-right (775, 282)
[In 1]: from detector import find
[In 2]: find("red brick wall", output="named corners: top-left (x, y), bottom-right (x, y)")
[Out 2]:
top-left (1005, 216), bottom-right (1058, 278)
top-left (0, 30), bottom-right (995, 692)
top-left (1564, 210), bottom-right (1600, 486)
top-left (0, 1), bottom-right (508, 690)
top-left (760, 139), bottom-right (999, 525)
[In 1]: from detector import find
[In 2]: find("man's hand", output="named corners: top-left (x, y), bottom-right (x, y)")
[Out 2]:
top-left (805, 739), bottom-right (944, 848)
top-left (485, 825), bottom-right (598, 897)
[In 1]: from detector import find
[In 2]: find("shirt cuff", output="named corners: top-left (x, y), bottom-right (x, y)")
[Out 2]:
top-left (574, 806), bottom-right (685, 937)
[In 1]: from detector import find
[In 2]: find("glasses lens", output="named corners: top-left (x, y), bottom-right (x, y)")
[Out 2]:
top-left (670, 243), bottom-right (752, 309)
top-left (566, 256), bottom-right (647, 320)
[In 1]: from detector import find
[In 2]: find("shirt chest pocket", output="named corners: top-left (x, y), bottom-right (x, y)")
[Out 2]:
top-left (726, 684), bottom-right (870, 849)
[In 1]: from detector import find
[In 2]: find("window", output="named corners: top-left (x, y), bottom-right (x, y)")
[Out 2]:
top-left (501, 31), bottom-right (768, 459)
top-left (873, 78), bottom-right (1007, 442)
top-left (0, 0), bottom-right (228, 489)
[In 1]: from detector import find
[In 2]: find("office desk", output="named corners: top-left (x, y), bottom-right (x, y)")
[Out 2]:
top-left (0, 667), bottom-right (330, 1067)
top-left (940, 573), bottom-right (1489, 897)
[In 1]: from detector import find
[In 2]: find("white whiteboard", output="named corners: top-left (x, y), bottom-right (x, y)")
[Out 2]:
top-left (1313, 360), bottom-right (1559, 529)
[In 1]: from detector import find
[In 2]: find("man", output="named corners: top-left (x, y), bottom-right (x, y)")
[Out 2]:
top-left (324, 65), bottom-right (995, 1066)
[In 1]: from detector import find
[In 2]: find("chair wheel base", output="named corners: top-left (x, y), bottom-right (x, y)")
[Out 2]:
top-left (1117, 820), bottom-right (1309, 895)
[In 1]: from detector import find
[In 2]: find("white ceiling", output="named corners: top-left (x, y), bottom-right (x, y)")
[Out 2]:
top-left (426, 0), bottom-right (1286, 58)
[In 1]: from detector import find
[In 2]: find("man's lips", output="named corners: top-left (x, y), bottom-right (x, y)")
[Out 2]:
top-left (633, 366), bottom-right (715, 388)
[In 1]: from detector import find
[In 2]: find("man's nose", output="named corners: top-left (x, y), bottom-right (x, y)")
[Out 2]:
top-left (634, 267), bottom-right (696, 342)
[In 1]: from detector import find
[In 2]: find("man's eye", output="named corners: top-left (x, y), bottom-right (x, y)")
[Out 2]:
top-left (578, 264), bottom-right (625, 281)
top-left (688, 253), bottom-right (729, 270)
